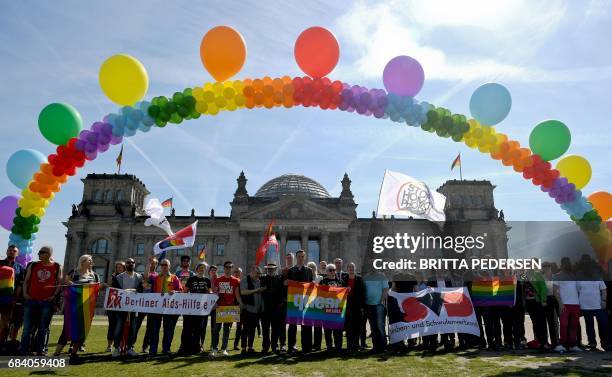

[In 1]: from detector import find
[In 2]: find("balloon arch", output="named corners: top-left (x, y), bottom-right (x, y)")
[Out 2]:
top-left (2, 26), bottom-right (611, 267)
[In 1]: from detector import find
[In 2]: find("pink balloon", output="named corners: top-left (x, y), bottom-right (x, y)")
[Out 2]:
top-left (383, 56), bottom-right (425, 97)
top-left (0, 195), bottom-right (19, 231)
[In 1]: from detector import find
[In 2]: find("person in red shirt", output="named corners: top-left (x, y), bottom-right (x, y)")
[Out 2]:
top-left (147, 258), bottom-right (182, 355)
top-left (210, 260), bottom-right (243, 357)
top-left (19, 246), bottom-right (62, 355)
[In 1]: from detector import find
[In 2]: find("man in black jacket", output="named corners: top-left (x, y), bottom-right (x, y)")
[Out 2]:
top-left (345, 262), bottom-right (365, 353)
top-left (286, 250), bottom-right (314, 353)
top-left (260, 262), bottom-right (284, 354)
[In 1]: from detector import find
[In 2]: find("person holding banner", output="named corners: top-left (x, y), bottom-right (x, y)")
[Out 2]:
top-left (111, 258), bottom-right (144, 357)
top-left (136, 256), bottom-right (158, 354)
top-left (239, 265), bottom-right (265, 355)
top-left (320, 264), bottom-right (345, 352)
top-left (210, 260), bottom-right (243, 358)
top-left (106, 261), bottom-right (125, 352)
top-left (19, 246), bottom-right (62, 356)
top-left (363, 266), bottom-right (389, 354)
top-left (148, 259), bottom-right (182, 355)
top-left (179, 262), bottom-right (212, 355)
top-left (307, 261), bottom-right (323, 351)
top-left (286, 250), bottom-right (314, 354)
top-left (53, 254), bottom-right (99, 359)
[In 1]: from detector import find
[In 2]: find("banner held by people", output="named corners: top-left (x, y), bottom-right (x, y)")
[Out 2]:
top-left (153, 221), bottom-right (197, 255)
top-left (286, 280), bottom-right (348, 330)
top-left (387, 287), bottom-right (479, 343)
top-left (377, 170), bottom-right (446, 221)
top-left (64, 283), bottom-right (100, 342)
top-left (471, 277), bottom-right (516, 307)
top-left (104, 287), bottom-right (217, 315)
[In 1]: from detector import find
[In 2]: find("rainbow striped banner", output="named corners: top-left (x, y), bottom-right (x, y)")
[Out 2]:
top-left (286, 281), bottom-right (348, 330)
top-left (63, 283), bottom-right (100, 342)
top-left (471, 278), bottom-right (515, 307)
top-left (0, 266), bottom-right (15, 305)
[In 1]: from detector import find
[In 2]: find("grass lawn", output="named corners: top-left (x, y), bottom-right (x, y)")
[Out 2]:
top-left (2, 317), bottom-right (612, 377)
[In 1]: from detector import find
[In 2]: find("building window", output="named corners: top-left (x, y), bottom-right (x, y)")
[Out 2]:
top-left (93, 266), bottom-right (106, 281)
top-left (94, 190), bottom-right (102, 202)
top-left (177, 248), bottom-right (185, 256)
top-left (136, 243), bottom-right (145, 255)
top-left (105, 190), bottom-right (113, 202)
top-left (91, 239), bottom-right (109, 254)
top-left (135, 264), bottom-right (145, 273)
top-left (116, 190), bottom-right (124, 202)
top-left (308, 239), bottom-right (320, 263)
top-left (215, 243), bottom-right (225, 256)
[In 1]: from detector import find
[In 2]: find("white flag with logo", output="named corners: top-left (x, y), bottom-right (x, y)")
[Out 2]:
top-left (376, 170), bottom-right (446, 221)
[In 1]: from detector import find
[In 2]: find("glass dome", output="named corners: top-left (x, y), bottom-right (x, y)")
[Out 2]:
top-left (255, 174), bottom-right (331, 199)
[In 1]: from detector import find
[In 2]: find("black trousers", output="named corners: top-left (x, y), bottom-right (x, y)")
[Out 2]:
top-left (544, 296), bottom-right (559, 346)
top-left (345, 307), bottom-right (363, 351)
top-left (501, 305), bottom-right (524, 347)
top-left (180, 315), bottom-right (208, 354)
top-left (483, 307), bottom-right (503, 347)
top-left (324, 328), bottom-right (343, 351)
top-left (240, 311), bottom-right (260, 350)
top-left (288, 324), bottom-right (312, 352)
top-left (526, 300), bottom-right (548, 345)
top-left (261, 307), bottom-right (285, 351)
top-left (313, 326), bottom-right (323, 349)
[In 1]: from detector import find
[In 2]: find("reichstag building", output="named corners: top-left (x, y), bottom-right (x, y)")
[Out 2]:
top-left (63, 172), bottom-right (509, 281)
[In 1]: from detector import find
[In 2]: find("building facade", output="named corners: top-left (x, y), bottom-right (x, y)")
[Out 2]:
top-left (63, 172), bottom-right (509, 282)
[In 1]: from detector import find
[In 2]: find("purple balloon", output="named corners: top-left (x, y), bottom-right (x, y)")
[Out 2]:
top-left (383, 55), bottom-right (425, 97)
top-left (109, 135), bottom-right (123, 145)
top-left (16, 253), bottom-right (33, 267)
top-left (0, 195), bottom-right (19, 231)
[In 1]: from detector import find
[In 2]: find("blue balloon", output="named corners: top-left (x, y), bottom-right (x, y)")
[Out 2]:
top-left (6, 149), bottom-right (46, 189)
top-left (469, 83), bottom-right (512, 125)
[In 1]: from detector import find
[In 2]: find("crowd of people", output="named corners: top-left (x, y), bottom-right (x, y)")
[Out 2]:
top-left (1, 244), bottom-right (612, 365)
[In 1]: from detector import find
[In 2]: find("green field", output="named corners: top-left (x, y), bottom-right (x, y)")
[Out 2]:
top-left (3, 317), bottom-right (612, 377)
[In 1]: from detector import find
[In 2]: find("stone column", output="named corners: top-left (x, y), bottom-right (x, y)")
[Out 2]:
top-left (320, 231), bottom-right (329, 264)
top-left (239, 231), bottom-right (248, 267)
top-left (64, 233), bottom-right (73, 269)
top-left (280, 231), bottom-right (287, 255)
top-left (74, 231), bottom-right (87, 269)
top-left (301, 232), bottom-right (309, 254)
top-left (206, 237), bottom-right (214, 266)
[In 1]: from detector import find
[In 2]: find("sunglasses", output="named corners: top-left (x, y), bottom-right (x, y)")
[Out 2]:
top-left (38, 251), bottom-right (49, 255)
top-left (224, 265), bottom-right (233, 269)
top-left (160, 264), bottom-right (169, 267)
top-left (126, 261), bottom-right (135, 265)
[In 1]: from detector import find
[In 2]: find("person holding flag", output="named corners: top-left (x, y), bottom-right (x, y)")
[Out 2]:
top-left (53, 254), bottom-right (100, 363)
top-left (148, 259), bottom-right (182, 355)
top-left (111, 258), bottom-right (144, 357)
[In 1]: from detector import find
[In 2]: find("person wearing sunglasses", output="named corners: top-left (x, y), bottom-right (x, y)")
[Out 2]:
top-left (148, 259), bottom-right (182, 355)
top-left (111, 258), bottom-right (144, 357)
top-left (19, 246), bottom-right (62, 356)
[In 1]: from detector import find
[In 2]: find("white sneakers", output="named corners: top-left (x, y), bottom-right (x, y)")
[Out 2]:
top-left (111, 348), bottom-right (120, 358)
top-left (209, 350), bottom-right (217, 358)
top-left (221, 349), bottom-right (230, 356)
top-left (126, 348), bottom-right (138, 356)
top-left (553, 345), bottom-right (566, 353)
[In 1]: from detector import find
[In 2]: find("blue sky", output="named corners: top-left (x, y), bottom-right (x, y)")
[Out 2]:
top-left (1, 0), bottom-right (611, 264)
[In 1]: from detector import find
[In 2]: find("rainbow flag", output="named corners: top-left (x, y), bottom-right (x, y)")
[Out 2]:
top-left (286, 281), bottom-right (348, 330)
top-left (0, 266), bottom-right (15, 305)
top-left (63, 283), bottom-right (100, 342)
top-left (153, 221), bottom-right (197, 255)
top-left (471, 277), bottom-right (515, 307)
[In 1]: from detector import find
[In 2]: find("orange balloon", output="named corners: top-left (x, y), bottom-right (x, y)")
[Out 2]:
top-left (294, 27), bottom-right (339, 78)
top-left (588, 191), bottom-right (612, 220)
top-left (200, 26), bottom-right (246, 82)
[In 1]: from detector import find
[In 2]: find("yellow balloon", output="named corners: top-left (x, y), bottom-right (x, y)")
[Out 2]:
top-left (556, 155), bottom-right (592, 189)
top-left (99, 54), bottom-right (149, 106)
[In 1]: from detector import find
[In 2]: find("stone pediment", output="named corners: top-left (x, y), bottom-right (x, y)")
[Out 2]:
top-left (242, 196), bottom-right (352, 221)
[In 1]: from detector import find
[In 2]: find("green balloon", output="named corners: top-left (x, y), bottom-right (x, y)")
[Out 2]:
top-left (529, 120), bottom-right (571, 161)
top-left (38, 103), bottom-right (83, 145)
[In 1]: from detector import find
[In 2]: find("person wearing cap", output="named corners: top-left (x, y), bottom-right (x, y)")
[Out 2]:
top-left (179, 262), bottom-right (211, 355)
top-left (319, 263), bottom-right (345, 353)
top-left (260, 261), bottom-right (284, 354)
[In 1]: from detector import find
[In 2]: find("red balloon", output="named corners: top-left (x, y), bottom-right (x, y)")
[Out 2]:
top-left (294, 27), bottom-right (339, 78)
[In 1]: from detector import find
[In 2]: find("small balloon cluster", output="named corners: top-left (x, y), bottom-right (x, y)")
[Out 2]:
top-left (106, 102), bottom-right (155, 137)
top-left (541, 177), bottom-right (577, 204)
top-left (75, 122), bottom-right (123, 161)
top-left (421, 108), bottom-right (470, 141)
top-left (148, 93), bottom-right (199, 127)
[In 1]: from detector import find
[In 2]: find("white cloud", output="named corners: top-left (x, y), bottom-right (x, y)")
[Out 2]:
top-left (335, 0), bottom-right (568, 82)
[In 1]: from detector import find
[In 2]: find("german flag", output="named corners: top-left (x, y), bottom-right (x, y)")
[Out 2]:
top-left (451, 153), bottom-right (461, 170)
top-left (161, 198), bottom-right (173, 208)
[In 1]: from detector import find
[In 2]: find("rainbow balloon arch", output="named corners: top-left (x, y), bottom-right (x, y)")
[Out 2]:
top-left (2, 26), bottom-right (611, 267)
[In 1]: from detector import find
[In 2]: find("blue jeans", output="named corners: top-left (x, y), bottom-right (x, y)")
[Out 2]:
top-left (211, 310), bottom-right (232, 351)
top-left (366, 304), bottom-right (387, 351)
top-left (113, 312), bottom-right (138, 349)
top-left (20, 300), bottom-right (54, 354)
top-left (582, 309), bottom-right (609, 349)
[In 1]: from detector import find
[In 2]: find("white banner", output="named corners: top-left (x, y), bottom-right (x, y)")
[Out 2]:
top-left (387, 287), bottom-right (479, 343)
top-left (103, 288), bottom-right (218, 315)
top-left (377, 170), bottom-right (446, 221)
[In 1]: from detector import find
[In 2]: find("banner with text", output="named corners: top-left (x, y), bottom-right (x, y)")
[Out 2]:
top-left (286, 281), bottom-right (348, 330)
top-left (103, 288), bottom-right (217, 315)
top-left (215, 305), bottom-right (241, 323)
top-left (388, 287), bottom-right (479, 343)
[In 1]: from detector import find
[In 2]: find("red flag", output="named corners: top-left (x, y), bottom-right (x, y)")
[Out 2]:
top-left (255, 218), bottom-right (275, 266)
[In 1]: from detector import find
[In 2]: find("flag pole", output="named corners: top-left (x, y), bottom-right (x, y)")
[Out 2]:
top-left (459, 156), bottom-right (463, 181)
